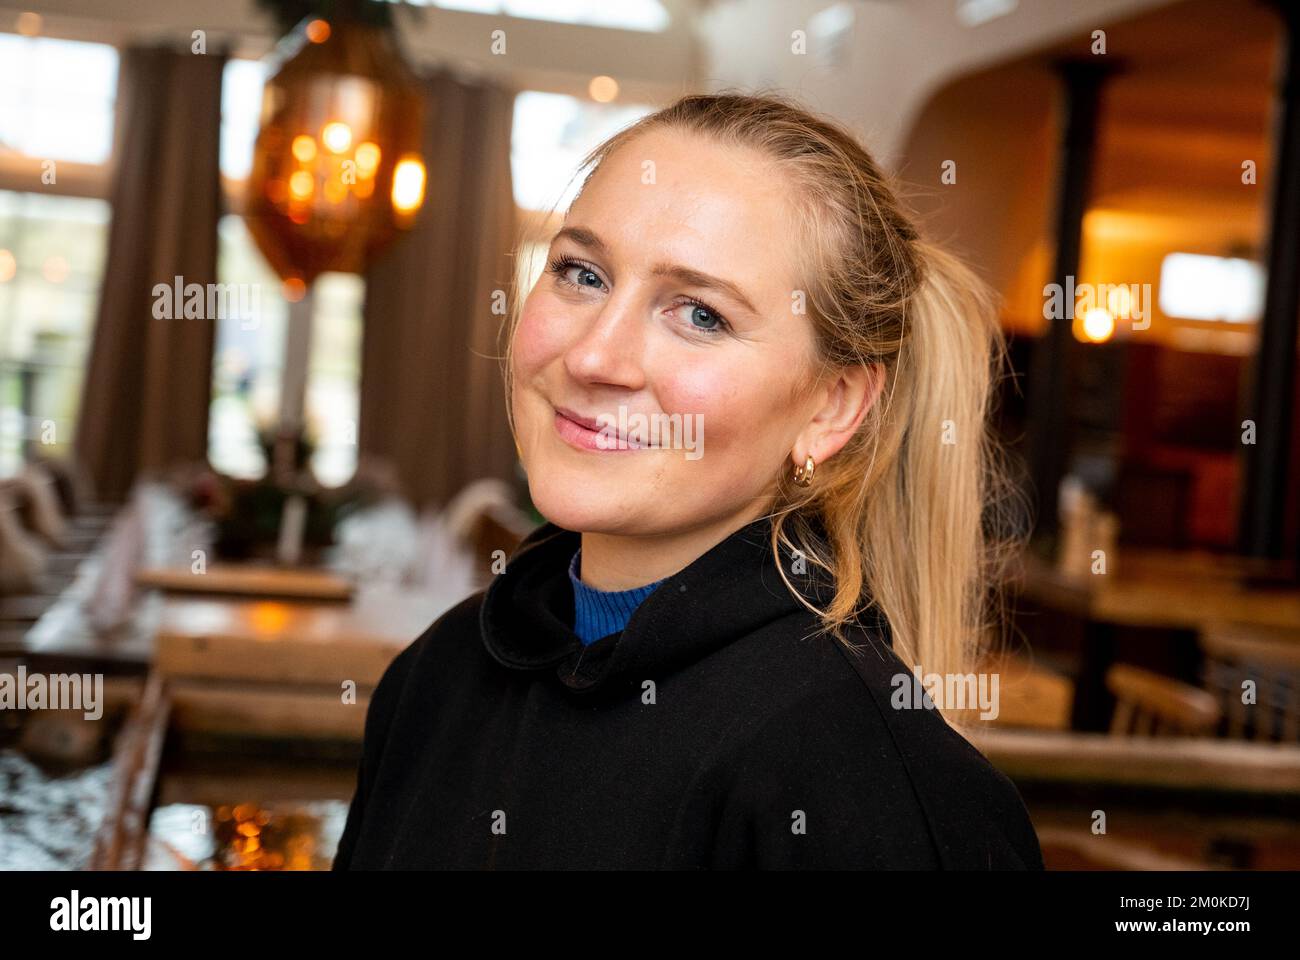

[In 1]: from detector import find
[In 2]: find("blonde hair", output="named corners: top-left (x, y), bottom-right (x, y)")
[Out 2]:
top-left (504, 92), bottom-right (1016, 724)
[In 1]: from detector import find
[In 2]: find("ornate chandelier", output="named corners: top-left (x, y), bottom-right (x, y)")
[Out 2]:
top-left (245, 1), bottom-right (426, 290)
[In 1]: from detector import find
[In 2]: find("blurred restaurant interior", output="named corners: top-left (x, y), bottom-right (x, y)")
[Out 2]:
top-left (1, 0), bottom-right (1299, 870)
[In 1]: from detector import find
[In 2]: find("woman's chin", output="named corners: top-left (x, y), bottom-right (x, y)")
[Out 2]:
top-left (526, 478), bottom-right (633, 534)
top-left (531, 498), bottom-right (623, 534)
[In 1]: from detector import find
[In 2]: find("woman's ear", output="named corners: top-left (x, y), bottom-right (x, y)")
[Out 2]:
top-left (794, 362), bottom-right (886, 465)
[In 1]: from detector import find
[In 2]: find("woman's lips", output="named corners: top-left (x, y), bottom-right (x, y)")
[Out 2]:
top-left (553, 407), bottom-right (643, 452)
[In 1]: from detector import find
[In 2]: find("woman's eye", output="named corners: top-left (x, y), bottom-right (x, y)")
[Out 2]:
top-left (572, 267), bottom-right (603, 288)
top-left (683, 302), bottom-right (727, 335)
top-left (552, 258), bottom-right (606, 291)
top-left (690, 305), bottom-right (718, 329)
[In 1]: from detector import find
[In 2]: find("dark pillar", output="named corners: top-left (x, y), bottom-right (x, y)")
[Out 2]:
top-left (1240, 4), bottom-right (1300, 561)
top-left (1025, 61), bottom-right (1113, 545)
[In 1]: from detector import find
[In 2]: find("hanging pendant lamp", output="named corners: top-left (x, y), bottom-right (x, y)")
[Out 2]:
top-left (246, 0), bottom-right (427, 290)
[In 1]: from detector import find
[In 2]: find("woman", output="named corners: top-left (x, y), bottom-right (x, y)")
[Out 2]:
top-left (333, 92), bottom-right (1043, 870)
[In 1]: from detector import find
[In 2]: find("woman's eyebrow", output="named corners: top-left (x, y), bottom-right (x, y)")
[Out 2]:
top-left (553, 225), bottom-right (607, 253)
top-left (552, 225), bottom-right (758, 315)
top-left (649, 263), bottom-right (758, 316)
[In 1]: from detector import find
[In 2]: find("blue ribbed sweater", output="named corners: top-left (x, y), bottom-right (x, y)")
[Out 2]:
top-left (567, 548), bottom-right (665, 645)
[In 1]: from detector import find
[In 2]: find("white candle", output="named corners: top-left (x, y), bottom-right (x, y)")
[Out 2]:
top-left (277, 494), bottom-right (308, 567)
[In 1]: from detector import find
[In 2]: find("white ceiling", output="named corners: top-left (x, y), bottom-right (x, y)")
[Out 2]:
top-left (3, 0), bottom-right (1183, 166)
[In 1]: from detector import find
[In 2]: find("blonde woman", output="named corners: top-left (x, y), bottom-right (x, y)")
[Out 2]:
top-left (335, 92), bottom-right (1043, 870)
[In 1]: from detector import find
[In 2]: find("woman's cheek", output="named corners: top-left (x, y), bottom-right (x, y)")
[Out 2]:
top-left (514, 294), bottom-right (575, 375)
top-left (662, 361), bottom-right (745, 448)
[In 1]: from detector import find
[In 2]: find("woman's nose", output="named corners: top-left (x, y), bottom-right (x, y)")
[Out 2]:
top-left (562, 291), bottom-right (646, 390)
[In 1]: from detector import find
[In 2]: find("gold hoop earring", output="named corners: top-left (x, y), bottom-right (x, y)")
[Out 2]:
top-left (793, 454), bottom-right (816, 487)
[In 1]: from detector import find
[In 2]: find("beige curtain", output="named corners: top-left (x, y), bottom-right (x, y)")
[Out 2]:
top-left (75, 45), bottom-right (226, 503)
top-left (359, 69), bottom-right (519, 509)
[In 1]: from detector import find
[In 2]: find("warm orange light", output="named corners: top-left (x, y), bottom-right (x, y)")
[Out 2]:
top-left (354, 141), bottom-right (381, 176)
top-left (324, 178), bottom-right (348, 204)
top-left (243, 15), bottom-right (427, 285)
top-left (322, 121), bottom-right (352, 154)
top-left (0, 249), bottom-right (15, 283)
top-left (249, 602), bottom-right (291, 634)
top-left (289, 169), bottom-right (314, 199)
top-left (15, 12), bottom-right (41, 36)
top-left (305, 19), bottom-right (331, 43)
top-left (391, 156), bottom-right (426, 214)
top-left (291, 134), bottom-right (317, 163)
top-left (1076, 308), bottom-right (1115, 344)
top-left (588, 75), bottom-right (619, 103)
top-left (282, 277), bottom-right (307, 302)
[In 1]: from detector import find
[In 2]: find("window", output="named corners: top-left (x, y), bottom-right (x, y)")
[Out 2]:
top-left (511, 91), bottom-right (654, 213)
top-left (209, 214), bottom-right (288, 480)
top-left (219, 57), bottom-right (269, 183)
top-left (306, 274), bottom-right (364, 488)
top-left (0, 34), bottom-right (117, 477)
top-left (210, 58), bottom-right (364, 487)
top-left (0, 34), bottom-right (118, 163)
top-left (1158, 252), bottom-right (1265, 324)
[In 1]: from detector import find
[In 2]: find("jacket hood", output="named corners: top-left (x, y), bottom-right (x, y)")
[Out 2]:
top-left (479, 513), bottom-right (841, 699)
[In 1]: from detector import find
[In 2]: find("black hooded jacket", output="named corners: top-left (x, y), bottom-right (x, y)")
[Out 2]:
top-left (332, 514), bottom-right (1044, 870)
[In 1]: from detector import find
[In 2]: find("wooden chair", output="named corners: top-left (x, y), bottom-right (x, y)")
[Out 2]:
top-left (442, 478), bottom-right (538, 580)
top-left (466, 506), bottom-right (535, 574)
top-left (1106, 663), bottom-right (1221, 737)
top-left (1200, 621), bottom-right (1300, 742)
top-left (0, 486), bottom-right (48, 596)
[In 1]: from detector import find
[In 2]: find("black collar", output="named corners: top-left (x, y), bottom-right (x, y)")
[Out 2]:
top-left (478, 513), bottom-right (839, 698)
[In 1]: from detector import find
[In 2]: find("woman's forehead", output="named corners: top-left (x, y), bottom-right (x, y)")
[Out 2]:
top-left (567, 132), bottom-right (808, 297)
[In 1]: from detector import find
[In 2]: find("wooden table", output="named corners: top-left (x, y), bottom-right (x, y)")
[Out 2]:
top-left (1010, 549), bottom-right (1300, 730)
top-left (19, 570), bottom-right (163, 668)
top-left (967, 726), bottom-right (1300, 794)
top-left (153, 584), bottom-right (466, 741)
top-left (1015, 549), bottom-right (1300, 632)
top-left (965, 726), bottom-right (1300, 869)
top-left (135, 564), bottom-right (355, 602)
top-left (965, 653), bottom-right (1075, 731)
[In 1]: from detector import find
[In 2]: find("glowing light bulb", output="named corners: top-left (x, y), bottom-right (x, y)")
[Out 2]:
top-left (289, 170), bottom-right (314, 199)
top-left (1078, 308), bottom-right (1115, 343)
top-left (355, 141), bottom-right (381, 176)
top-left (391, 157), bottom-right (426, 214)
top-left (322, 122), bottom-right (352, 154)
top-left (291, 135), bottom-right (317, 163)
top-left (16, 12), bottom-right (42, 36)
top-left (589, 75), bottom-right (619, 103)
